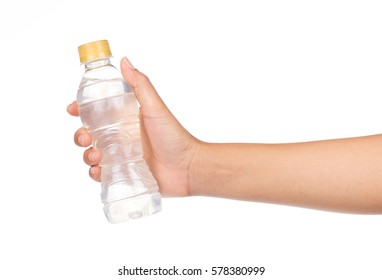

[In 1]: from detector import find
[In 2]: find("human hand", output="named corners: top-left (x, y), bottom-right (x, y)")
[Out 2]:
top-left (67, 57), bottom-right (200, 197)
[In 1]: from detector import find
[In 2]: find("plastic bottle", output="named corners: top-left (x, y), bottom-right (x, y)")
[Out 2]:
top-left (76, 40), bottom-right (161, 223)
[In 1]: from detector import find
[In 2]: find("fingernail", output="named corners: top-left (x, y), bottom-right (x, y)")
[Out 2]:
top-left (122, 56), bottom-right (134, 69)
top-left (90, 167), bottom-right (96, 175)
top-left (88, 152), bottom-right (96, 162)
top-left (78, 135), bottom-right (85, 146)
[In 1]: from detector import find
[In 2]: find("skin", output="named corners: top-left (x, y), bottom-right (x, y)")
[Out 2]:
top-left (67, 57), bottom-right (382, 214)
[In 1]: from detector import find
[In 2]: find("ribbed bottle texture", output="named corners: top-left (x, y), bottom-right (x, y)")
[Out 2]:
top-left (76, 40), bottom-right (161, 223)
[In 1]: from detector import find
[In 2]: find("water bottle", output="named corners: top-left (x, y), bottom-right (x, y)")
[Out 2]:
top-left (76, 40), bottom-right (161, 223)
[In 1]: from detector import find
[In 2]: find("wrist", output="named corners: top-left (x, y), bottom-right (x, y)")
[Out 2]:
top-left (187, 142), bottom-right (263, 200)
top-left (188, 142), bottom-right (242, 198)
top-left (188, 140), bottom-right (210, 196)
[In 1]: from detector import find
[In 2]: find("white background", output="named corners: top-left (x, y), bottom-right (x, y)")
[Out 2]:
top-left (1, 0), bottom-right (382, 279)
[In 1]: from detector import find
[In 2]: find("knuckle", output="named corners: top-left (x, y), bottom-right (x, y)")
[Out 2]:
top-left (138, 72), bottom-right (151, 85)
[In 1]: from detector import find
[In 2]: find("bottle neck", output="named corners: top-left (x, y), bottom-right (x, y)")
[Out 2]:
top-left (84, 57), bottom-right (111, 71)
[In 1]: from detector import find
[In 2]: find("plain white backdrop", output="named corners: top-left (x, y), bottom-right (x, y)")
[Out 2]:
top-left (1, 0), bottom-right (382, 279)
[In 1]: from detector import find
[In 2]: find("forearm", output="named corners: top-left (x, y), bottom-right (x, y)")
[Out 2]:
top-left (190, 135), bottom-right (382, 213)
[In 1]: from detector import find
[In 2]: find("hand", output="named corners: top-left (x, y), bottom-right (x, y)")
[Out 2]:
top-left (68, 58), bottom-right (382, 213)
top-left (67, 57), bottom-right (200, 197)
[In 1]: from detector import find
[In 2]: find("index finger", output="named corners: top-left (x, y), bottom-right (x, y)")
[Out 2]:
top-left (67, 101), bottom-right (79, 116)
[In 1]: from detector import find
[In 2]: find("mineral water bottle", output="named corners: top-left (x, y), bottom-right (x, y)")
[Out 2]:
top-left (76, 40), bottom-right (161, 223)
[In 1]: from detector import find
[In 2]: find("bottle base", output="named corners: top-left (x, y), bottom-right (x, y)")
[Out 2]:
top-left (103, 192), bottom-right (161, 224)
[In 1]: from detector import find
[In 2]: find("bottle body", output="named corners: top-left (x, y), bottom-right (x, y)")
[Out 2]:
top-left (77, 59), bottom-right (161, 223)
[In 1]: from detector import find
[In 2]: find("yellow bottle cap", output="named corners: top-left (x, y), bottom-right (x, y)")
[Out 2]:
top-left (78, 40), bottom-right (112, 63)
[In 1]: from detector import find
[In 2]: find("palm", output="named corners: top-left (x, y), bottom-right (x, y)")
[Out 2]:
top-left (140, 110), bottom-right (196, 197)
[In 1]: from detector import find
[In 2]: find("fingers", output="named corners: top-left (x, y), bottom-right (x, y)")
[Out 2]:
top-left (69, 102), bottom-right (101, 182)
top-left (83, 147), bottom-right (102, 183)
top-left (67, 101), bottom-right (79, 116)
top-left (74, 127), bottom-right (92, 147)
top-left (85, 148), bottom-right (102, 181)
top-left (74, 127), bottom-right (102, 182)
top-left (74, 128), bottom-right (102, 166)
top-left (89, 165), bottom-right (101, 182)
top-left (83, 147), bottom-right (102, 166)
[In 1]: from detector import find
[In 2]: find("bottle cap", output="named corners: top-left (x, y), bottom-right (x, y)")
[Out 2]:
top-left (78, 40), bottom-right (112, 63)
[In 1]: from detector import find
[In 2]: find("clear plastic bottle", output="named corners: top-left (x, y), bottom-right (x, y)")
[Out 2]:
top-left (76, 40), bottom-right (161, 223)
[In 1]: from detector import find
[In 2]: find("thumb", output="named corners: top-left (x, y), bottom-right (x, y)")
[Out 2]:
top-left (120, 57), bottom-right (167, 112)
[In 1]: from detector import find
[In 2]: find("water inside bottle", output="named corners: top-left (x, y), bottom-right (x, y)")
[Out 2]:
top-left (78, 91), bottom-right (161, 222)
